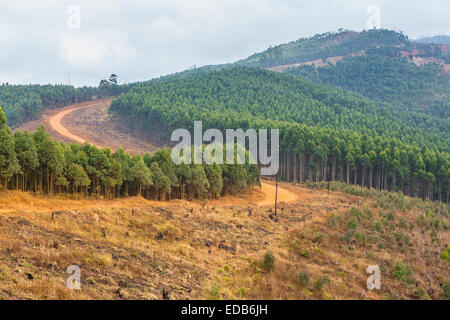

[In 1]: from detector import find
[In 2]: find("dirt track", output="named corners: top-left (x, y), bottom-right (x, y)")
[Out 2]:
top-left (20, 101), bottom-right (296, 206)
top-left (14, 99), bottom-right (159, 154)
top-left (48, 107), bottom-right (100, 146)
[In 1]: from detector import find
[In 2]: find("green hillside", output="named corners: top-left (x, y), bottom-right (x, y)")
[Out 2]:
top-left (162, 29), bottom-right (417, 76)
top-left (286, 54), bottom-right (449, 118)
top-left (110, 67), bottom-right (449, 201)
top-left (415, 35), bottom-right (450, 45)
top-left (0, 80), bottom-right (136, 128)
top-left (235, 29), bottom-right (409, 68)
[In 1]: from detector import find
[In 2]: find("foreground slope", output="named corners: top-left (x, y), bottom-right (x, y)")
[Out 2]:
top-left (0, 181), bottom-right (448, 300)
top-left (2, 96), bottom-right (449, 300)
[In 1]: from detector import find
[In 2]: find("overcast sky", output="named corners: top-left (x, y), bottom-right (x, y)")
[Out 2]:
top-left (0, 0), bottom-right (449, 87)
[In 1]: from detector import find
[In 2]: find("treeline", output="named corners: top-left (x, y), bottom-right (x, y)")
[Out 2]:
top-left (0, 84), bottom-right (96, 128)
top-left (286, 54), bottom-right (449, 118)
top-left (236, 29), bottom-right (410, 68)
top-left (0, 107), bottom-right (259, 199)
top-left (0, 79), bottom-right (137, 128)
top-left (110, 67), bottom-right (449, 152)
top-left (276, 123), bottom-right (449, 202)
top-left (109, 67), bottom-right (449, 202)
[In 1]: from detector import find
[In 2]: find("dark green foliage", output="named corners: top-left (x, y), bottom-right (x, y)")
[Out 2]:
top-left (238, 29), bottom-right (408, 68)
top-left (0, 84), bottom-right (95, 128)
top-left (0, 81), bottom-right (137, 128)
top-left (286, 54), bottom-right (449, 119)
top-left (261, 251), bottom-right (275, 272)
top-left (313, 275), bottom-right (331, 291)
top-left (392, 261), bottom-right (413, 282)
top-left (0, 107), bottom-right (259, 199)
top-left (296, 271), bottom-right (310, 287)
top-left (440, 282), bottom-right (450, 300)
top-left (110, 66), bottom-right (449, 202)
top-left (347, 217), bottom-right (359, 230)
top-left (441, 245), bottom-right (450, 261)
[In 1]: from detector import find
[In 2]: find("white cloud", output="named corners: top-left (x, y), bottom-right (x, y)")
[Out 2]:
top-left (60, 32), bottom-right (137, 67)
top-left (0, 0), bottom-right (448, 86)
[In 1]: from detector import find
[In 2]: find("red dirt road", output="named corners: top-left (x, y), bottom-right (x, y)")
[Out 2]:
top-left (17, 100), bottom-right (299, 206)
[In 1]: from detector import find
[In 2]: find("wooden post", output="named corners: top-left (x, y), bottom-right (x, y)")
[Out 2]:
top-left (274, 174), bottom-right (278, 216)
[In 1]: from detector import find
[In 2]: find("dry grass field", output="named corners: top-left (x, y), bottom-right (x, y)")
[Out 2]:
top-left (0, 180), bottom-right (448, 300)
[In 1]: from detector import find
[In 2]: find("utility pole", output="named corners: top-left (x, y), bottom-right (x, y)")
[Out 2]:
top-left (274, 174), bottom-right (278, 216)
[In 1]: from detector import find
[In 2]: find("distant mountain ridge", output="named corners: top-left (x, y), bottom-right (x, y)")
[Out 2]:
top-left (163, 29), bottom-right (449, 77)
top-left (414, 35), bottom-right (450, 45)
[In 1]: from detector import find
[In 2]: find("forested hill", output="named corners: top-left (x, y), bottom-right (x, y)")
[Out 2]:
top-left (415, 35), bottom-right (450, 45)
top-left (161, 29), bottom-right (400, 77)
top-left (0, 81), bottom-right (136, 128)
top-left (111, 67), bottom-right (448, 151)
top-left (235, 29), bottom-right (409, 68)
top-left (285, 54), bottom-right (449, 118)
top-left (110, 67), bottom-right (449, 201)
top-left (0, 84), bottom-right (96, 128)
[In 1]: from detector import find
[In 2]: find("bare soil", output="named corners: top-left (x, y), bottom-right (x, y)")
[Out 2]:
top-left (15, 99), bottom-right (160, 155)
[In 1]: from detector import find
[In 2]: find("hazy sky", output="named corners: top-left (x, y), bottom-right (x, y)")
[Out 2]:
top-left (1, 0), bottom-right (449, 86)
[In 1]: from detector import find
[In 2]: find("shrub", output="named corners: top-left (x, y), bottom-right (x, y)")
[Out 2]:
top-left (300, 249), bottom-right (310, 258)
top-left (415, 287), bottom-right (430, 300)
top-left (350, 207), bottom-right (362, 221)
top-left (312, 232), bottom-right (324, 244)
top-left (363, 207), bottom-right (373, 219)
top-left (439, 282), bottom-right (450, 300)
top-left (398, 217), bottom-right (408, 228)
top-left (441, 245), bottom-right (450, 262)
top-left (313, 275), bottom-right (331, 291)
top-left (394, 233), bottom-right (411, 246)
top-left (347, 217), bottom-right (359, 230)
top-left (373, 220), bottom-right (383, 233)
top-left (355, 232), bottom-right (366, 244)
top-left (209, 286), bottom-right (221, 299)
top-left (341, 231), bottom-right (353, 243)
top-left (296, 271), bottom-right (310, 287)
top-left (392, 261), bottom-right (412, 282)
top-left (385, 211), bottom-right (395, 221)
top-left (261, 251), bottom-right (275, 272)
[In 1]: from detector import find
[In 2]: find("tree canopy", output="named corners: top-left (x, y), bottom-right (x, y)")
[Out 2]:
top-left (109, 67), bottom-right (449, 202)
top-left (0, 106), bottom-right (259, 200)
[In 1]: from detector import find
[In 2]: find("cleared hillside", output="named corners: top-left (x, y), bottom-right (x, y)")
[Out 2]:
top-left (0, 180), bottom-right (448, 300)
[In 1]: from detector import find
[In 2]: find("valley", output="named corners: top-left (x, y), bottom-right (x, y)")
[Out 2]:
top-left (0, 27), bottom-right (448, 301)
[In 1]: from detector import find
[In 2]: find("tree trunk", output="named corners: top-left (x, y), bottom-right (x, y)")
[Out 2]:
top-left (346, 164), bottom-right (350, 184)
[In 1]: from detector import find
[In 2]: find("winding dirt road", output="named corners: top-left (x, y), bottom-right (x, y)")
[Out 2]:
top-left (48, 106), bottom-right (102, 147)
top-left (47, 102), bottom-right (298, 206)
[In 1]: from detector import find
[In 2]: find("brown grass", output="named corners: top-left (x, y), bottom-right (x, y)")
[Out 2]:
top-left (0, 181), bottom-right (447, 300)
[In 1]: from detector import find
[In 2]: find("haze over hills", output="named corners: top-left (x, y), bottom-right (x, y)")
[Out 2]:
top-left (1, 28), bottom-right (448, 202)
top-left (2, 29), bottom-right (448, 128)
top-left (160, 29), bottom-right (449, 118)
top-left (0, 24), bottom-right (448, 301)
top-left (285, 50), bottom-right (449, 118)
top-left (414, 35), bottom-right (450, 45)
top-left (166, 29), bottom-right (449, 73)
